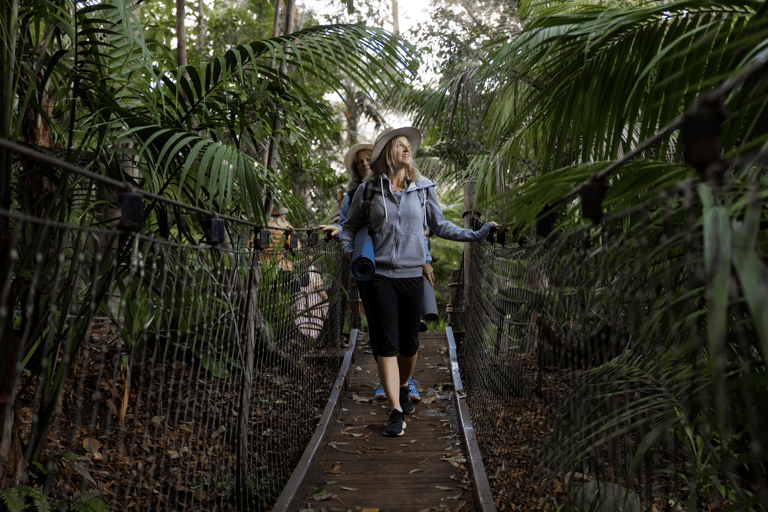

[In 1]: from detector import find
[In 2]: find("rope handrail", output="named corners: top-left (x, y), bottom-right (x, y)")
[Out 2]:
top-left (537, 47), bottom-right (768, 223)
top-left (0, 137), bottom-right (323, 234)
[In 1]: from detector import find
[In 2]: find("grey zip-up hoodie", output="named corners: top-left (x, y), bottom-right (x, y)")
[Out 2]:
top-left (340, 175), bottom-right (492, 279)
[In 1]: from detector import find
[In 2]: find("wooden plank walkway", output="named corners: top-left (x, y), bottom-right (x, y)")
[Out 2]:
top-left (272, 329), bottom-right (496, 512)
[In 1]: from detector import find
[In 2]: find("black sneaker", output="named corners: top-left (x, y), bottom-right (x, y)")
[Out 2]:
top-left (399, 385), bottom-right (415, 414)
top-left (384, 409), bottom-right (406, 436)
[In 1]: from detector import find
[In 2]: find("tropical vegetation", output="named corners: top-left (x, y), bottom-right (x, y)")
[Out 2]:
top-left (406, 0), bottom-right (768, 509)
top-left (0, 0), bottom-right (418, 504)
top-left (1, 0), bottom-right (768, 509)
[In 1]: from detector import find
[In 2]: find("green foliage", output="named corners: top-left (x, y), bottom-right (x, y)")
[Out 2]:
top-left (69, 492), bottom-right (110, 512)
top-left (102, 269), bottom-right (161, 357)
top-left (1, 0), bottom-right (420, 480)
top-left (0, 460), bottom-right (108, 512)
top-left (206, 1), bottom-right (275, 61)
top-left (425, 314), bottom-right (449, 333)
top-left (0, 486), bottom-right (49, 512)
top-left (402, 1), bottom-right (768, 509)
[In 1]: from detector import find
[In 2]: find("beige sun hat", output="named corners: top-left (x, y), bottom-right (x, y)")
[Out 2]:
top-left (343, 142), bottom-right (375, 176)
top-left (370, 127), bottom-right (421, 164)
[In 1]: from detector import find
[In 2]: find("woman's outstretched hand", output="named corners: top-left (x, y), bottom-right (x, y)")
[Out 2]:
top-left (318, 224), bottom-right (341, 237)
top-left (489, 221), bottom-right (499, 228)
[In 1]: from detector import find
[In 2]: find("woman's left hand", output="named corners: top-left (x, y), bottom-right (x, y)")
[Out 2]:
top-left (489, 221), bottom-right (499, 228)
top-left (423, 263), bottom-right (435, 286)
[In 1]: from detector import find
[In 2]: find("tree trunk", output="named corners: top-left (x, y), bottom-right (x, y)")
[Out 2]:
top-left (1, 63), bottom-right (57, 487)
top-left (235, 253), bottom-right (261, 507)
top-left (391, 0), bottom-right (399, 34)
top-left (234, 249), bottom-right (299, 504)
top-left (343, 78), bottom-right (360, 145)
top-left (263, 0), bottom-right (296, 217)
top-left (176, 0), bottom-right (187, 66)
top-left (197, 0), bottom-right (206, 57)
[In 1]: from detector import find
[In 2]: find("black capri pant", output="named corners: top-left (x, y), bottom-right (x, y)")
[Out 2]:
top-left (359, 275), bottom-right (423, 358)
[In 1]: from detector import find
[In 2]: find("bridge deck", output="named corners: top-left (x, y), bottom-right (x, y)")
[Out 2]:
top-left (272, 329), bottom-right (495, 512)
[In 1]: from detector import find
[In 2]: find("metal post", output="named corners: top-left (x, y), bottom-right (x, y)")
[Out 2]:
top-left (461, 179), bottom-right (476, 332)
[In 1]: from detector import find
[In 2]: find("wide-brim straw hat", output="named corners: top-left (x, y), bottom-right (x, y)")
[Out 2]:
top-left (370, 127), bottom-right (421, 165)
top-left (343, 142), bottom-right (374, 176)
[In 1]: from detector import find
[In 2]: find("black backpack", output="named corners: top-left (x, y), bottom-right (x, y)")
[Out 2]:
top-left (348, 182), bottom-right (376, 217)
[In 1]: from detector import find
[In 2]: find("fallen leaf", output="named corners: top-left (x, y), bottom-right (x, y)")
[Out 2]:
top-left (313, 489), bottom-right (333, 501)
top-left (328, 441), bottom-right (355, 453)
top-left (364, 446), bottom-right (390, 452)
top-left (339, 486), bottom-right (357, 491)
top-left (410, 469), bottom-right (423, 474)
top-left (436, 485), bottom-right (454, 491)
top-left (83, 437), bottom-right (101, 453)
top-left (325, 464), bottom-right (343, 475)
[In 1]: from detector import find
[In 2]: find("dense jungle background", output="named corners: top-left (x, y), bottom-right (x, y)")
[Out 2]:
top-left (1, 0), bottom-right (768, 510)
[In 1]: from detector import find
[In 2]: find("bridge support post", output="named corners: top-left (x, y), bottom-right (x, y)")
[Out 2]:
top-left (462, 179), bottom-right (477, 330)
top-left (446, 268), bottom-right (463, 330)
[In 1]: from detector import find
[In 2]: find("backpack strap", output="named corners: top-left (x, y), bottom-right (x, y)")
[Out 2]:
top-left (363, 181), bottom-right (375, 216)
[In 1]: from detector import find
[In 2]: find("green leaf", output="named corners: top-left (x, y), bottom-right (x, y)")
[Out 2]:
top-left (730, 198), bottom-right (768, 355)
top-left (699, 184), bottom-right (731, 354)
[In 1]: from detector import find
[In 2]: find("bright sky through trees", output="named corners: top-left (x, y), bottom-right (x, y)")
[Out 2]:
top-left (298, 0), bottom-right (433, 34)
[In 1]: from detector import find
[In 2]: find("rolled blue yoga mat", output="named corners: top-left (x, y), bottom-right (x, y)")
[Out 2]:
top-left (350, 227), bottom-right (375, 281)
top-left (422, 278), bottom-right (439, 321)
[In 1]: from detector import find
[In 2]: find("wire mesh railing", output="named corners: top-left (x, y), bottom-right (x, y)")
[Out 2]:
top-left (460, 178), bottom-right (768, 511)
top-left (0, 153), bottom-right (347, 511)
top-left (458, 50), bottom-right (768, 511)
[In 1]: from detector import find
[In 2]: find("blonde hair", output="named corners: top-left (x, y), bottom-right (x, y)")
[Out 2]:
top-left (370, 136), bottom-right (419, 183)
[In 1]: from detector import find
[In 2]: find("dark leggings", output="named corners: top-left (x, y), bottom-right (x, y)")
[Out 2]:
top-left (359, 275), bottom-right (423, 358)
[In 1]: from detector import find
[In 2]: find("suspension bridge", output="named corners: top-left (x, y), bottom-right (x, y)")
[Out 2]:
top-left (1, 133), bottom-right (766, 512)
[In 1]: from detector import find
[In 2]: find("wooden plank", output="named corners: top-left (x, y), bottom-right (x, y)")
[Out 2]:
top-left (295, 331), bottom-right (481, 512)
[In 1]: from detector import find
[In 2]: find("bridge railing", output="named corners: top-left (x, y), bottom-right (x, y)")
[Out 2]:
top-left (0, 146), bottom-right (346, 511)
top-left (460, 184), bottom-right (767, 510)
top-left (459, 50), bottom-right (768, 511)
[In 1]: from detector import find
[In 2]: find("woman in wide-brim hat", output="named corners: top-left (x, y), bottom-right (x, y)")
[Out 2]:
top-left (319, 142), bottom-right (374, 237)
top-left (340, 126), bottom-right (498, 437)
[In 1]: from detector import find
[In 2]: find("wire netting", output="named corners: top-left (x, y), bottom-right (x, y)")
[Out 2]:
top-left (459, 182), bottom-right (768, 511)
top-left (0, 179), bottom-right (346, 511)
